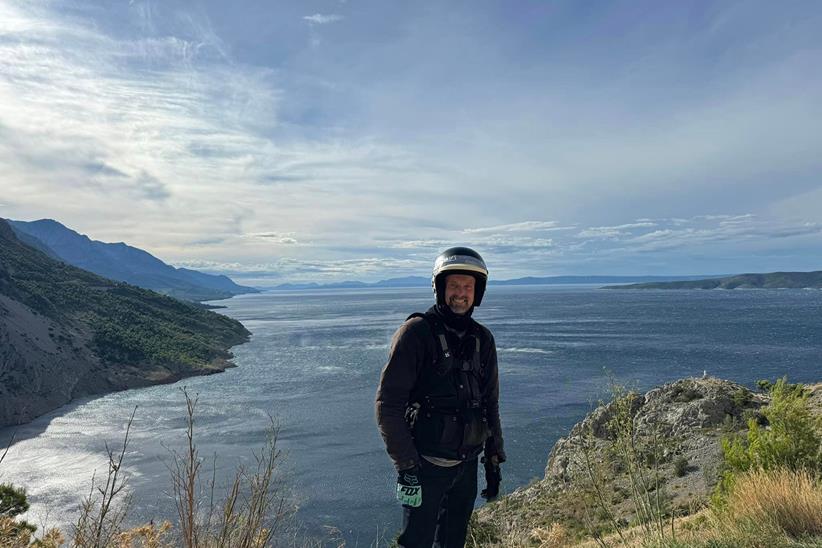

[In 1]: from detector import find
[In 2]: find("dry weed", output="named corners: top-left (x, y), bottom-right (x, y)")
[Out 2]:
top-left (713, 467), bottom-right (822, 539)
top-left (531, 522), bottom-right (572, 547)
top-left (114, 521), bottom-right (173, 548)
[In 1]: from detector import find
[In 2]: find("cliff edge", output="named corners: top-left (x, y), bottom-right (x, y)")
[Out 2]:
top-left (475, 377), bottom-right (822, 541)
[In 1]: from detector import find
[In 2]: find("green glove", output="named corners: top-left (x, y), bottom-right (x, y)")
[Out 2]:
top-left (396, 466), bottom-right (422, 507)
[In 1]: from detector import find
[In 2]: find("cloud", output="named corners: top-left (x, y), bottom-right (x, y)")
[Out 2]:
top-left (577, 222), bottom-right (657, 239)
top-left (377, 213), bottom-right (822, 279)
top-left (84, 162), bottom-right (128, 178)
top-left (134, 172), bottom-right (171, 201)
top-left (463, 221), bottom-right (572, 233)
top-left (2, 2), bottom-right (822, 282)
top-left (0, 1), bottom-right (451, 264)
top-left (392, 239), bottom-right (450, 250)
top-left (173, 255), bottom-right (428, 285)
top-left (303, 14), bottom-right (343, 25)
top-left (582, 216), bottom-right (822, 255)
top-left (246, 232), bottom-right (300, 245)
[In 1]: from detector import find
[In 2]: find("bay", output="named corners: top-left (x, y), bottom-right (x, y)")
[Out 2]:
top-left (1, 285), bottom-right (821, 544)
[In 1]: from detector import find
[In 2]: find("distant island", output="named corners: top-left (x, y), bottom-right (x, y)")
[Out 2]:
top-left (271, 274), bottom-right (717, 291)
top-left (605, 270), bottom-right (822, 290)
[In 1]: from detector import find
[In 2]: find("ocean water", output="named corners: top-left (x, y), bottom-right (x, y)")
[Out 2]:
top-left (1, 285), bottom-right (821, 544)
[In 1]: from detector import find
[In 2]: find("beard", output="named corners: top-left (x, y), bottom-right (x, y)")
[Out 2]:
top-left (447, 296), bottom-right (471, 315)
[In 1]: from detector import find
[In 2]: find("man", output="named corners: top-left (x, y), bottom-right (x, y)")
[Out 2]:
top-left (376, 247), bottom-right (506, 548)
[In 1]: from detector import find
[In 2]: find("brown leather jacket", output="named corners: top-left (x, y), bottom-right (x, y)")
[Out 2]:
top-left (375, 311), bottom-right (505, 471)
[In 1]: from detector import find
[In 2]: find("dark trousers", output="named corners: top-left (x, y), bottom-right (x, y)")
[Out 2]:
top-left (397, 458), bottom-right (478, 548)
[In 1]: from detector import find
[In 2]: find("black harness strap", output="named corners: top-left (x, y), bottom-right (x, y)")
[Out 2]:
top-left (404, 311), bottom-right (491, 460)
top-left (406, 311), bottom-right (485, 388)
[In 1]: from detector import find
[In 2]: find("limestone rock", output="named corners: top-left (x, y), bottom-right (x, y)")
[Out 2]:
top-left (474, 376), bottom-right (813, 538)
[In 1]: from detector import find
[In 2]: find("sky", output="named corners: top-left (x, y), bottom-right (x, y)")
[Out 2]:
top-left (1, 0), bottom-right (821, 285)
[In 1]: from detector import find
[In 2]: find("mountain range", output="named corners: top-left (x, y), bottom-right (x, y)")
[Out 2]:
top-left (9, 219), bottom-right (257, 302)
top-left (0, 218), bottom-right (250, 427)
top-left (271, 274), bottom-right (721, 291)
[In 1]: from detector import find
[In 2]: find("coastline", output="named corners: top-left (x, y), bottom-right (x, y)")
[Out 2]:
top-left (0, 318), bottom-right (251, 428)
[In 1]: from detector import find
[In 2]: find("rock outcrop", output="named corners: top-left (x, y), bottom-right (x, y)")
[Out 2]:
top-left (475, 377), bottom-right (820, 540)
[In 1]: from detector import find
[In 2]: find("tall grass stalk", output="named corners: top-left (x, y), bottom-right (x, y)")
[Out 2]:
top-left (73, 407), bottom-right (137, 548)
top-left (579, 381), bottom-right (674, 546)
top-left (167, 387), bottom-right (292, 547)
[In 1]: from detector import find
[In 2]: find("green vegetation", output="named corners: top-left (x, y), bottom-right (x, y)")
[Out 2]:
top-left (716, 378), bottom-right (822, 502)
top-left (0, 219), bottom-right (249, 372)
top-left (467, 378), bottom-right (822, 547)
top-left (0, 483), bottom-right (36, 540)
top-left (673, 379), bottom-right (822, 548)
top-left (673, 457), bottom-right (688, 478)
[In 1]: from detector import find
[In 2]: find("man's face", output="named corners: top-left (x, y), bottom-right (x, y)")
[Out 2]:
top-left (444, 273), bottom-right (475, 315)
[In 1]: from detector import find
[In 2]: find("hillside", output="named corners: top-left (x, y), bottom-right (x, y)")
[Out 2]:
top-left (606, 270), bottom-right (822, 290)
top-left (9, 219), bottom-right (257, 302)
top-left (473, 377), bottom-right (822, 544)
top-left (0, 218), bottom-right (250, 427)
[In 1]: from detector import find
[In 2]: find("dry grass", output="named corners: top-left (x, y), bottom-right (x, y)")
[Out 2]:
top-left (709, 468), bottom-right (822, 541)
top-left (574, 468), bottom-right (822, 548)
top-left (113, 521), bottom-right (174, 548)
top-left (570, 510), bottom-right (709, 548)
top-left (0, 516), bottom-right (64, 548)
top-left (531, 522), bottom-right (574, 547)
top-left (468, 468), bottom-right (822, 548)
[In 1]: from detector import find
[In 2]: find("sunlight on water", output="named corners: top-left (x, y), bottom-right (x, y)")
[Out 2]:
top-left (1, 286), bottom-right (821, 542)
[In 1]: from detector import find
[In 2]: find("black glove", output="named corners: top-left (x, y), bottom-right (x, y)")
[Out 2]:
top-left (396, 465), bottom-right (422, 507)
top-left (480, 457), bottom-right (501, 501)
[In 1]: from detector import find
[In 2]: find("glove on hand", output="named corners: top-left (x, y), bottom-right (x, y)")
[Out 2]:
top-left (396, 465), bottom-right (422, 507)
top-left (480, 457), bottom-right (501, 501)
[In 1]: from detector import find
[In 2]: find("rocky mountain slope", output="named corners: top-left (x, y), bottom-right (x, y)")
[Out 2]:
top-left (474, 377), bottom-right (822, 541)
top-left (9, 219), bottom-right (257, 302)
top-left (0, 218), bottom-right (250, 427)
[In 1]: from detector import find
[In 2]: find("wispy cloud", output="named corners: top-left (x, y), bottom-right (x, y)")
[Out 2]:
top-left (2, 1), bottom-right (822, 281)
top-left (303, 14), bottom-right (343, 25)
top-left (0, 1), bottom-right (443, 265)
top-left (246, 232), bottom-right (300, 245)
top-left (385, 215), bottom-right (822, 278)
top-left (175, 255), bottom-right (428, 285)
top-left (464, 221), bottom-right (573, 233)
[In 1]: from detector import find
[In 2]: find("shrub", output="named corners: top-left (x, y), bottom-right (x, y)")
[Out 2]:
top-left (731, 388), bottom-right (752, 408)
top-left (674, 457), bottom-right (688, 478)
top-left (0, 484), bottom-right (29, 518)
top-left (716, 377), bottom-right (822, 503)
top-left (0, 459), bottom-right (62, 545)
top-left (722, 378), bottom-right (821, 475)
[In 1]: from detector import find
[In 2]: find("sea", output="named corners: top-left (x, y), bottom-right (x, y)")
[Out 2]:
top-left (1, 285), bottom-right (820, 545)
